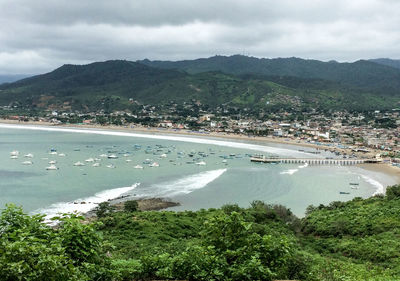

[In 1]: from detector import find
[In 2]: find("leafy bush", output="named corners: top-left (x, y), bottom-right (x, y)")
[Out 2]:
top-left (386, 184), bottom-right (400, 200)
top-left (124, 200), bottom-right (138, 212)
top-left (94, 202), bottom-right (115, 218)
top-left (0, 204), bottom-right (112, 281)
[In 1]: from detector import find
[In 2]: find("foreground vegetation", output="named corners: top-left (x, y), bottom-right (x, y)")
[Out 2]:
top-left (1, 185), bottom-right (400, 280)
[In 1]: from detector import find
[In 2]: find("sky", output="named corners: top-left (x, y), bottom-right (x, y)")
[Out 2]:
top-left (1, 0), bottom-right (400, 74)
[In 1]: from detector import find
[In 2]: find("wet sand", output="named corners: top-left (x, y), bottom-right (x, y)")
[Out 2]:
top-left (1, 119), bottom-right (396, 183)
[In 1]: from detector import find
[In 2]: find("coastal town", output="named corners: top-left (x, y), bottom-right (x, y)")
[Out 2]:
top-left (1, 100), bottom-right (399, 161)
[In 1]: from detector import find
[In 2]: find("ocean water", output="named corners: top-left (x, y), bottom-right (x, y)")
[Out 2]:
top-left (0, 124), bottom-right (397, 218)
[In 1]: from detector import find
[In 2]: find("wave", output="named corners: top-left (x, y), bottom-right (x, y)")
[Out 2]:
top-left (34, 183), bottom-right (140, 221)
top-left (146, 169), bottom-right (227, 197)
top-left (280, 169), bottom-right (299, 175)
top-left (298, 163), bottom-right (309, 169)
top-left (360, 175), bottom-right (384, 195)
top-left (0, 124), bottom-right (310, 157)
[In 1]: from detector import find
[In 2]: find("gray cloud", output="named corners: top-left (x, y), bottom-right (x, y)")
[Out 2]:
top-left (0, 0), bottom-right (399, 74)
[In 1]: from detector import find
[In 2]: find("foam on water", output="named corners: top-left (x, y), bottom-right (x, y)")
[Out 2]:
top-left (148, 169), bottom-right (227, 197)
top-left (361, 175), bottom-right (385, 195)
top-left (298, 163), bottom-right (309, 169)
top-left (34, 183), bottom-right (140, 220)
top-left (280, 169), bottom-right (299, 175)
top-left (0, 124), bottom-right (309, 157)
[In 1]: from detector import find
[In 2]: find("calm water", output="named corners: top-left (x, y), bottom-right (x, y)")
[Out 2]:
top-left (0, 124), bottom-right (396, 217)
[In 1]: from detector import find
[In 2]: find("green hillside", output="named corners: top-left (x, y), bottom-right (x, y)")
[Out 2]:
top-left (0, 59), bottom-right (399, 112)
top-left (140, 55), bottom-right (400, 96)
top-left (2, 185), bottom-right (400, 280)
top-left (370, 58), bottom-right (400, 70)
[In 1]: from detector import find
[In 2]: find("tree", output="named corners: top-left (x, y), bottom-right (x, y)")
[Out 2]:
top-left (386, 184), bottom-right (400, 200)
top-left (0, 204), bottom-right (112, 281)
top-left (124, 200), bottom-right (139, 212)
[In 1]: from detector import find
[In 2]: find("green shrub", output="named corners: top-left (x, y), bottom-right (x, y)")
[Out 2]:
top-left (124, 200), bottom-right (138, 212)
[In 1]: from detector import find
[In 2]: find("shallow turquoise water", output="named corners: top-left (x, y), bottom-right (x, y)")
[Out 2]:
top-left (0, 125), bottom-right (395, 217)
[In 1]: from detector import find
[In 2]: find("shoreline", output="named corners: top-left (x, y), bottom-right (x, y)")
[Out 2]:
top-left (1, 119), bottom-right (399, 184)
top-left (0, 119), bottom-right (380, 157)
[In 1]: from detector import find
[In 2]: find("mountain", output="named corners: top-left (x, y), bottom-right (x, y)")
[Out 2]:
top-left (370, 58), bottom-right (400, 70)
top-left (140, 55), bottom-right (400, 95)
top-left (0, 59), bottom-right (398, 112)
top-left (0, 74), bottom-right (32, 84)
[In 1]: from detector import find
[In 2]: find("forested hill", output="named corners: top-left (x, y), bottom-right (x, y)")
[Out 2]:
top-left (0, 58), bottom-right (399, 112)
top-left (140, 55), bottom-right (400, 95)
top-left (370, 58), bottom-right (400, 70)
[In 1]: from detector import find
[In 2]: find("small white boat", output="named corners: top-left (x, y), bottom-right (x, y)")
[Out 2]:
top-left (99, 154), bottom-right (108, 158)
top-left (10, 155), bottom-right (18, 159)
top-left (85, 158), bottom-right (95, 162)
top-left (48, 160), bottom-right (57, 164)
top-left (106, 164), bottom-right (116, 169)
top-left (195, 161), bottom-right (206, 166)
top-left (108, 154), bottom-right (118, 159)
top-left (123, 154), bottom-right (130, 157)
top-left (92, 163), bottom-right (101, 167)
top-left (134, 165), bottom-right (144, 169)
top-left (126, 159), bottom-right (132, 162)
top-left (222, 160), bottom-right (228, 163)
top-left (149, 162), bottom-right (160, 167)
top-left (24, 153), bottom-right (34, 158)
top-left (22, 161), bottom-right (33, 165)
top-left (160, 154), bottom-right (167, 158)
top-left (58, 153), bottom-right (66, 157)
top-left (10, 150), bottom-right (19, 156)
top-left (46, 164), bottom-right (58, 170)
top-left (49, 151), bottom-right (58, 155)
top-left (73, 161), bottom-right (85, 166)
top-left (94, 158), bottom-right (101, 161)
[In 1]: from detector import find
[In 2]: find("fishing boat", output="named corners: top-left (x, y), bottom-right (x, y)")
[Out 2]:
top-left (339, 191), bottom-right (350, 194)
top-left (73, 161), bottom-right (85, 166)
top-left (49, 151), bottom-right (58, 155)
top-left (85, 158), bottom-right (95, 162)
top-left (46, 164), bottom-right (58, 170)
top-left (108, 154), bottom-right (118, 159)
top-left (10, 155), bottom-right (18, 159)
top-left (48, 160), bottom-right (57, 164)
top-left (10, 150), bottom-right (19, 156)
top-left (92, 163), bottom-right (101, 167)
top-left (134, 165), bottom-right (144, 169)
top-left (106, 164), bottom-right (116, 169)
top-left (195, 161), bottom-right (206, 166)
top-left (349, 183), bottom-right (359, 186)
top-left (149, 162), bottom-right (160, 167)
top-left (142, 159), bottom-right (152, 164)
top-left (22, 161), bottom-right (33, 165)
top-left (99, 154), bottom-right (108, 158)
top-left (58, 153), bottom-right (66, 157)
top-left (24, 153), bottom-right (34, 158)
top-left (126, 159), bottom-right (132, 162)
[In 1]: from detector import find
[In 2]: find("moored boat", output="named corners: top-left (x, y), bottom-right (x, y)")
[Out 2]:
top-left (46, 164), bottom-right (58, 170)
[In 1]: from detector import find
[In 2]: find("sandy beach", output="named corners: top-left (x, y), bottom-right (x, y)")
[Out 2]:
top-left (1, 119), bottom-right (398, 186)
top-left (0, 119), bottom-right (380, 157)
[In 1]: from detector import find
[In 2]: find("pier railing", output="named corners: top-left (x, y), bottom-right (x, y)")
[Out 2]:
top-left (250, 156), bottom-right (381, 165)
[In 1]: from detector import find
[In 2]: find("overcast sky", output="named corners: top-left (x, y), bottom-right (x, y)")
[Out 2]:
top-left (1, 0), bottom-right (400, 74)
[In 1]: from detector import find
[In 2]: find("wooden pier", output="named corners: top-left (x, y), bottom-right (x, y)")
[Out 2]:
top-left (250, 156), bottom-right (382, 165)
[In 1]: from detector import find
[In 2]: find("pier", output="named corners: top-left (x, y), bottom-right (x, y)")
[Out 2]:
top-left (250, 156), bottom-right (382, 165)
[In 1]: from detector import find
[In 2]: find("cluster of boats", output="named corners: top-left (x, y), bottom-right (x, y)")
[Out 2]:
top-left (9, 143), bottom-right (237, 171)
